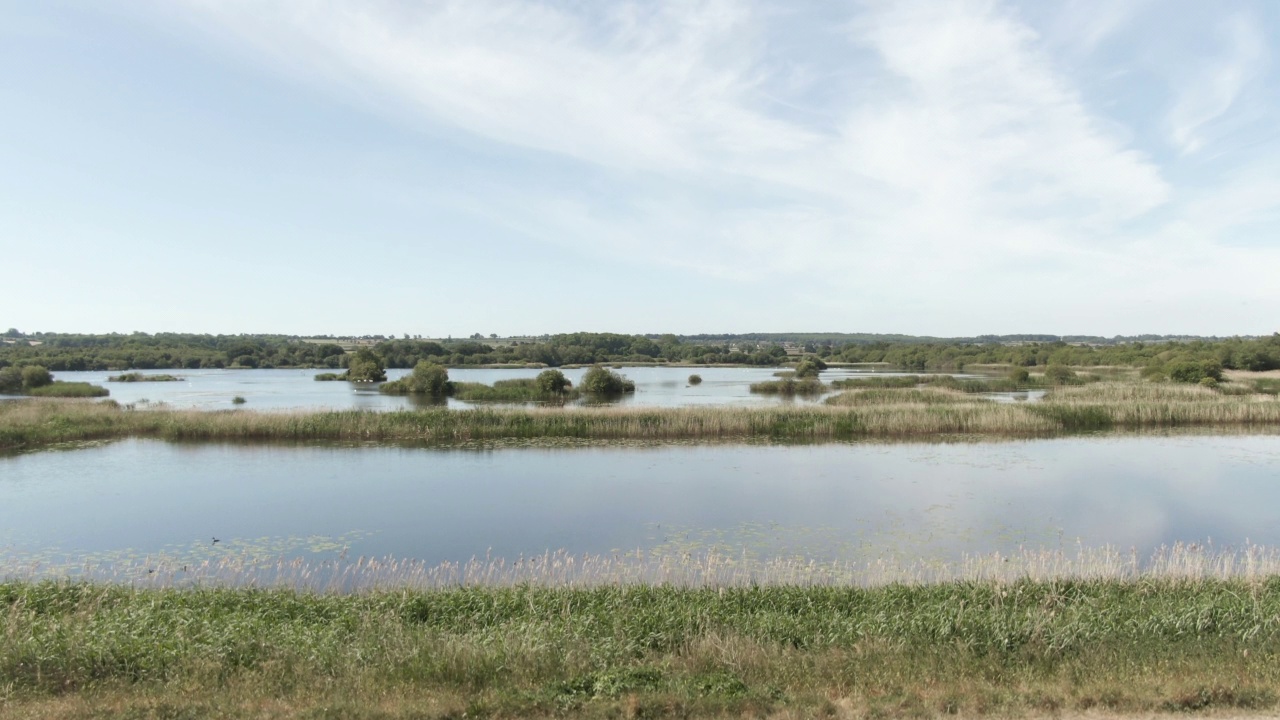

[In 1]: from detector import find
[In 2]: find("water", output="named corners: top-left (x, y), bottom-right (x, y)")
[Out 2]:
top-left (3, 435), bottom-right (1278, 571)
top-left (33, 366), bottom-right (980, 411)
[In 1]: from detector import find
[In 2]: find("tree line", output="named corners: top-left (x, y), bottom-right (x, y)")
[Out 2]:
top-left (2, 331), bottom-right (1277, 374)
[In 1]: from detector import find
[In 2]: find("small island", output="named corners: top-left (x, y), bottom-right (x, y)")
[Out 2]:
top-left (0, 365), bottom-right (108, 398)
top-left (107, 372), bottom-right (183, 382)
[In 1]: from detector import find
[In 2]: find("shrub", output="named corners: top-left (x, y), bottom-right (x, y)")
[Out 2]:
top-left (1199, 376), bottom-right (1220, 390)
top-left (231, 396), bottom-right (247, 405)
top-left (794, 358), bottom-right (824, 379)
top-left (1007, 367), bottom-right (1030, 384)
top-left (1168, 360), bottom-right (1223, 384)
top-left (0, 366), bottom-right (21, 393)
top-left (688, 374), bottom-right (702, 385)
top-left (27, 382), bottom-right (109, 397)
top-left (408, 362), bottom-right (451, 397)
top-left (535, 369), bottom-right (571, 394)
top-left (346, 349), bottom-right (387, 383)
top-left (581, 366), bottom-right (635, 395)
top-left (1044, 365), bottom-right (1076, 385)
top-left (21, 365), bottom-right (52, 389)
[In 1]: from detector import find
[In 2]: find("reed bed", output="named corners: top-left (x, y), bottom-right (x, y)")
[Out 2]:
top-left (7, 544), bottom-right (1280, 718)
top-left (7, 542), bottom-right (1280, 593)
top-left (3, 382), bottom-right (1279, 452)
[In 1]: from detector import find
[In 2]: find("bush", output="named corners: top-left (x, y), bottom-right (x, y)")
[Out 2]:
top-left (794, 358), bottom-right (824, 379)
top-left (21, 366), bottom-right (52, 389)
top-left (581, 366), bottom-right (635, 395)
top-left (1007, 367), bottom-right (1030, 384)
top-left (0, 366), bottom-right (21, 393)
top-left (535, 369), bottom-right (571, 394)
top-left (346, 349), bottom-right (387, 383)
top-left (688, 374), bottom-right (702, 385)
top-left (408, 362), bottom-right (451, 397)
top-left (1044, 365), bottom-right (1076, 385)
top-left (231, 396), bottom-right (247, 405)
top-left (1199, 376), bottom-right (1220, 390)
top-left (27, 381), bottom-right (109, 398)
top-left (1167, 360), bottom-right (1223, 384)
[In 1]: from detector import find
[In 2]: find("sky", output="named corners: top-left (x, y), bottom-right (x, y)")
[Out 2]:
top-left (3, 0), bottom-right (1279, 338)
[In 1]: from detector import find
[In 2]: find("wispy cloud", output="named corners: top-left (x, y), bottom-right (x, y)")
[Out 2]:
top-left (151, 0), bottom-right (1279, 333)
top-left (1167, 12), bottom-right (1266, 154)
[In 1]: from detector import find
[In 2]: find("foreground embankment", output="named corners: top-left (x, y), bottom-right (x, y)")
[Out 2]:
top-left (4, 576), bottom-right (1280, 718)
top-left (2, 383), bottom-right (1279, 451)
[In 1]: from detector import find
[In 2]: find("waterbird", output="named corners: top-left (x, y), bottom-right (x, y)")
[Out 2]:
top-left (212, 537), bottom-right (220, 545)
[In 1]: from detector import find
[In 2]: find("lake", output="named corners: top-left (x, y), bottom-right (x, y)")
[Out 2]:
top-left (3, 434), bottom-right (1278, 578)
top-left (19, 366), bottom-right (1025, 410)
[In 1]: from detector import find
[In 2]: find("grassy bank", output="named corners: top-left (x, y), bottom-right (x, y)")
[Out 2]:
top-left (5, 574), bottom-right (1280, 718)
top-left (2, 382), bottom-right (1279, 451)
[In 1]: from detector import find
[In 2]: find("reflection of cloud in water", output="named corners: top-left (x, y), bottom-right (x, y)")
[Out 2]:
top-left (2, 435), bottom-right (1280, 568)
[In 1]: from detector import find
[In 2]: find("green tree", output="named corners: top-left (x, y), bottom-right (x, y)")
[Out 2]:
top-left (535, 369), bottom-right (571, 394)
top-left (406, 362), bottom-right (450, 397)
top-left (794, 358), bottom-right (824, 379)
top-left (0, 366), bottom-right (22, 393)
top-left (21, 365), bottom-right (53, 389)
top-left (1044, 365), bottom-right (1076, 385)
top-left (346, 349), bottom-right (387, 382)
top-left (581, 366), bottom-right (635, 395)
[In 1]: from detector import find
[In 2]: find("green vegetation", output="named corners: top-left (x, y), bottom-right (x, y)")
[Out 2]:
top-left (688, 373), bottom-right (702, 385)
top-left (5, 576), bottom-right (1280, 718)
top-left (313, 372), bottom-right (345, 381)
top-left (6, 382), bottom-right (1278, 452)
top-left (25, 382), bottom-right (110, 398)
top-left (107, 372), bottom-right (182, 382)
top-left (580, 366), bottom-right (636, 395)
top-left (345, 349), bottom-right (387, 383)
top-left (231, 396), bottom-right (246, 405)
top-left (749, 377), bottom-right (827, 396)
top-left (0, 365), bottom-right (108, 398)
top-left (382, 365), bottom-right (582, 403)
top-left (0, 332), bottom-right (347, 371)
top-left (6, 330), bottom-right (1280, 376)
top-left (793, 357), bottom-right (825, 378)
top-left (381, 361), bottom-right (450, 397)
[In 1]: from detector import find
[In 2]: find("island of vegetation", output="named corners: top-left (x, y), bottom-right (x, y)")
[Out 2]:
top-left (0, 364), bottom-right (107, 398)
top-left (107, 372), bottom-right (182, 382)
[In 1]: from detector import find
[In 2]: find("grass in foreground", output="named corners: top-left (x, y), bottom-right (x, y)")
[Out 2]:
top-left (5, 570), bottom-right (1280, 719)
top-left (2, 381), bottom-right (1280, 452)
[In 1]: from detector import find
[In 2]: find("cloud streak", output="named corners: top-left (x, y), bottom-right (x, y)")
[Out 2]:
top-left (154, 0), bottom-right (1279, 333)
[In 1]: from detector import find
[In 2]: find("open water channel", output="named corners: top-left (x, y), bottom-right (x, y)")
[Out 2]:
top-left (32, 366), bottom-right (1027, 410)
top-left (3, 434), bottom-right (1278, 575)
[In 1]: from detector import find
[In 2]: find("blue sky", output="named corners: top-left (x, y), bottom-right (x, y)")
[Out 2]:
top-left (3, 0), bottom-right (1279, 337)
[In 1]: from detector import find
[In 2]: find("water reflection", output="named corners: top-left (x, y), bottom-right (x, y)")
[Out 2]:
top-left (2, 435), bottom-right (1278, 568)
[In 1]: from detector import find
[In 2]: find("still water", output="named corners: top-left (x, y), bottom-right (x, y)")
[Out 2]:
top-left (2, 435), bottom-right (1278, 569)
top-left (38, 367), bottom-right (996, 411)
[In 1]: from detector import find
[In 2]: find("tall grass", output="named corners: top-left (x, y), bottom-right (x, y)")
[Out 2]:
top-left (6, 544), bottom-right (1280, 718)
top-left (3, 382), bottom-right (1279, 452)
top-left (23, 381), bottom-right (109, 398)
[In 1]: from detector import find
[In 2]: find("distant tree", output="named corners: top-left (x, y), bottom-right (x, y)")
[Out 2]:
top-left (1007, 367), bottom-right (1030, 384)
top-left (406, 361), bottom-right (450, 397)
top-left (3, 328), bottom-right (20, 338)
top-left (581, 366), bottom-right (635, 395)
top-left (794, 358), bottom-right (824, 379)
top-left (346, 349), bottom-right (387, 382)
top-left (0, 366), bottom-right (21, 393)
top-left (21, 365), bottom-right (53, 389)
top-left (1044, 365), bottom-right (1076, 385)
top-left (688, 374), bottom-right (703, 385)
top-left (535, 369), bottom-right (571, 394)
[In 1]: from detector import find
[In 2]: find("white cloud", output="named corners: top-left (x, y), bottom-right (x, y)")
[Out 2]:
top-left (155, 0), bottom-right (1280, 333)
top-left (1167, 13), bottom-right (1266, 154)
